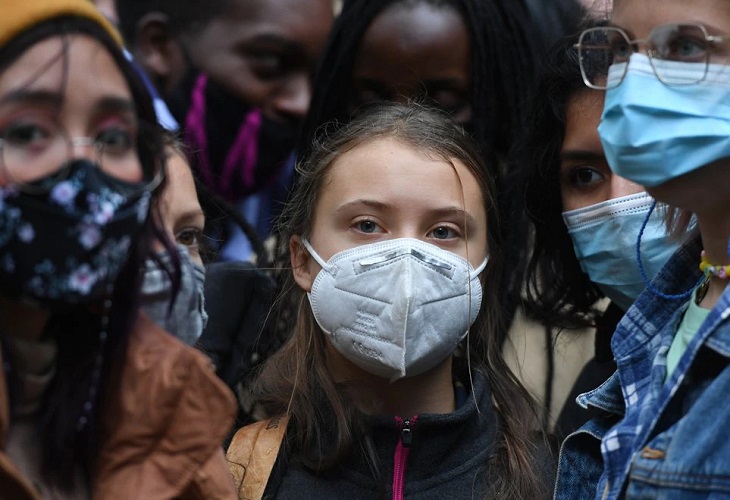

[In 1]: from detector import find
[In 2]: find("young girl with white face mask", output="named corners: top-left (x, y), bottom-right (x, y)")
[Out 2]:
top-left (226, 102), bottom-right (554, 499)
top-left (555, 1), bottom-right (730, 498)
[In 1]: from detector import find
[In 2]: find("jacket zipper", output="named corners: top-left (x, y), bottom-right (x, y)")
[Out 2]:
top-left (393, 415), bottom-right (418, 500)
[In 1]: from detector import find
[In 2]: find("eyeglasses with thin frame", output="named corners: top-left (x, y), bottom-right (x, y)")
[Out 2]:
top-left (0, 118), bottom-right (163, 195)
top-left (574, 23), bottom-right (730, 90)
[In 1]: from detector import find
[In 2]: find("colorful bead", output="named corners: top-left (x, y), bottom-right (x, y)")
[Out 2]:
top-left (700, 250), bottom-right (730, 280)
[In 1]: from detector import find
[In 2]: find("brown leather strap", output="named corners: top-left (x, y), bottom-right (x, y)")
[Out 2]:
top-left (226, 415), bottom-right (289, 500)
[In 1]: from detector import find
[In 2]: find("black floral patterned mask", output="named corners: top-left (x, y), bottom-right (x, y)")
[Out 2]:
top-left (0, 160), bottom-right (151, 307)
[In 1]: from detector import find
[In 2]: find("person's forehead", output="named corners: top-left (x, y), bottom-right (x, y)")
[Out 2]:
top-left (206, 0), bottom-right (333, 54)
top-left (327, 139), bottom-right (483, 200)
top-left (612, 0), bottom-right (730, 30)
top-left (225, 0), bottom-right (333, 26)
top-left (363, 3), bottom-right (468, 51)
top-left (161, 153), bottom-right (199, 213)
top-left (354, 5), bottom-right (470, 83)
top-left (0, 36), bottom-right (130, 100)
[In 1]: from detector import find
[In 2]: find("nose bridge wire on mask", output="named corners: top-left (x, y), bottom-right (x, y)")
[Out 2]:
top-left (563, 192), bottom-right (682, 311)
top-left (636, 200), bottom-right (704, 300)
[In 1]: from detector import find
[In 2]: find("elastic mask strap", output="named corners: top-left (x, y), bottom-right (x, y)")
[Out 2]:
top-left (636, 200), bottom-right (702, 300)
top-left (471, 256), bottom-right (489, 278)
top-left (301, 239), bottom-right (328, 269)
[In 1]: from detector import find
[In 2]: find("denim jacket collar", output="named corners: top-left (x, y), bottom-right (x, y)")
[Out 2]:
top-left (560, 236), bottom-right (730, 500)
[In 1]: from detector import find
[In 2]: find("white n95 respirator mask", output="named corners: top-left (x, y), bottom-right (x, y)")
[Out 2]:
top-left (303, 238), bottom-right (487, 382)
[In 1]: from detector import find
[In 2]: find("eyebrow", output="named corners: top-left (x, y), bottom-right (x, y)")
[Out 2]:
top-left (335, 199), bottom-right (388, 213)
top-left (169, 209), bottom-right (206, 233)
top-left (176, 209), bottom-right (205, 223)
top-left (244, 33), bottom-right (306, 55)
top-left (0, 90), bottom-right (136, 116)
top-left (430, 206), bottom-right (479, 228)
top-left (560, 150), bottom-right (606, 163)
top-left (94, 96), bottom-right (137, 116)
top-left (0, 89), bottom-right (63, 108)
top-left (605, 23), bottom-right (636, 39)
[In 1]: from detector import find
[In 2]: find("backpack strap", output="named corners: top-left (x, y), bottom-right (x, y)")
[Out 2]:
top-left (226, 415), bottom-right (289, 500)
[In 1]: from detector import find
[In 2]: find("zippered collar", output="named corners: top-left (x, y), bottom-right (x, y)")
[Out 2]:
top-left (341, 370), bottom-right (497, 493)
top-left (392, 416), bottom-right (418, 500)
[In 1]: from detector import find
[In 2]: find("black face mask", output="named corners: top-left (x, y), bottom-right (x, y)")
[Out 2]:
top-left (0, 160), bottom-right (150, 307)
top-left (177, 73), bottom-right (296, 201)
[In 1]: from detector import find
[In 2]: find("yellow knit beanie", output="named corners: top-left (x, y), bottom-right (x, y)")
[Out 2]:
top-left (0, 0), bottom-right (122, 52)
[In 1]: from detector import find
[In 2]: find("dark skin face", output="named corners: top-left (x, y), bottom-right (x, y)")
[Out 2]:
top-left (351, 3), bottom-right (472, 124)
top-left (182, 0), bottom-right (334, 125)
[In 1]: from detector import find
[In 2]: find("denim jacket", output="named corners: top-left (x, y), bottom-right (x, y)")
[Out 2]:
top-left (556, 237), bottom-right (730, 499)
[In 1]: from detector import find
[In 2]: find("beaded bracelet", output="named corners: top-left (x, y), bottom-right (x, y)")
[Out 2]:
top-left (700, 250), bottom-right (730, 279)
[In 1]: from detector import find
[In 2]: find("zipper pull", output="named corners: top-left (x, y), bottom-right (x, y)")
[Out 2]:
top-left (401, 418), bottom-right (412, 447)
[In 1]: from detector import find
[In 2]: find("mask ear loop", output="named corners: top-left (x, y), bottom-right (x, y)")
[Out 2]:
top-left (301, 239), bottom-right (328, 269)
top-left (636, 200), bottom-right (704, 300)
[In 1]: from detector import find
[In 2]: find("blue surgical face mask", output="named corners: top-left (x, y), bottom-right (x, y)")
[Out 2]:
top-left (563, 192), bottom-right (681, 311)
top-left (598, 53), bottom-right (730, 187)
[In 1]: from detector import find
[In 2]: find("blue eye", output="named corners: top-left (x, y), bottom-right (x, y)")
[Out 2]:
top-left (357, 220), bottom-right (379, 233)
top-left (430, 226), bottom-right (457, 240)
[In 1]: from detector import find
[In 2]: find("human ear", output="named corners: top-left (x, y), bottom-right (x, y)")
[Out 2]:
top-left (133, 13), bottom-right (187, 94)
top-left (290, 235), bottom-right (315, 292)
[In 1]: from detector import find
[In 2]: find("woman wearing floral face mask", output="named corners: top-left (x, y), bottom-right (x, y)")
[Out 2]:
top-left (555, 1), bottom-right (730, 498)
top-left (0, 1), bottom-right (236, 498)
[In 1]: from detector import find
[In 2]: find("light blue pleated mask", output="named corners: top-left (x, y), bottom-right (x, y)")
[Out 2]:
top-left (563, 192), bottom-right (681, 311)
top-left (599, 54), bottom-right (730, 187)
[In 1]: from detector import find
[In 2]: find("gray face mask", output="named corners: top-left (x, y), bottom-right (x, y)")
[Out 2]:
top-left (140, 245), bottom-right (207, 345)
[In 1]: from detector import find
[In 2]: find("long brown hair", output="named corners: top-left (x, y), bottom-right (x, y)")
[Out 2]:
top-left (254, 101), bottom-right (550, 498)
